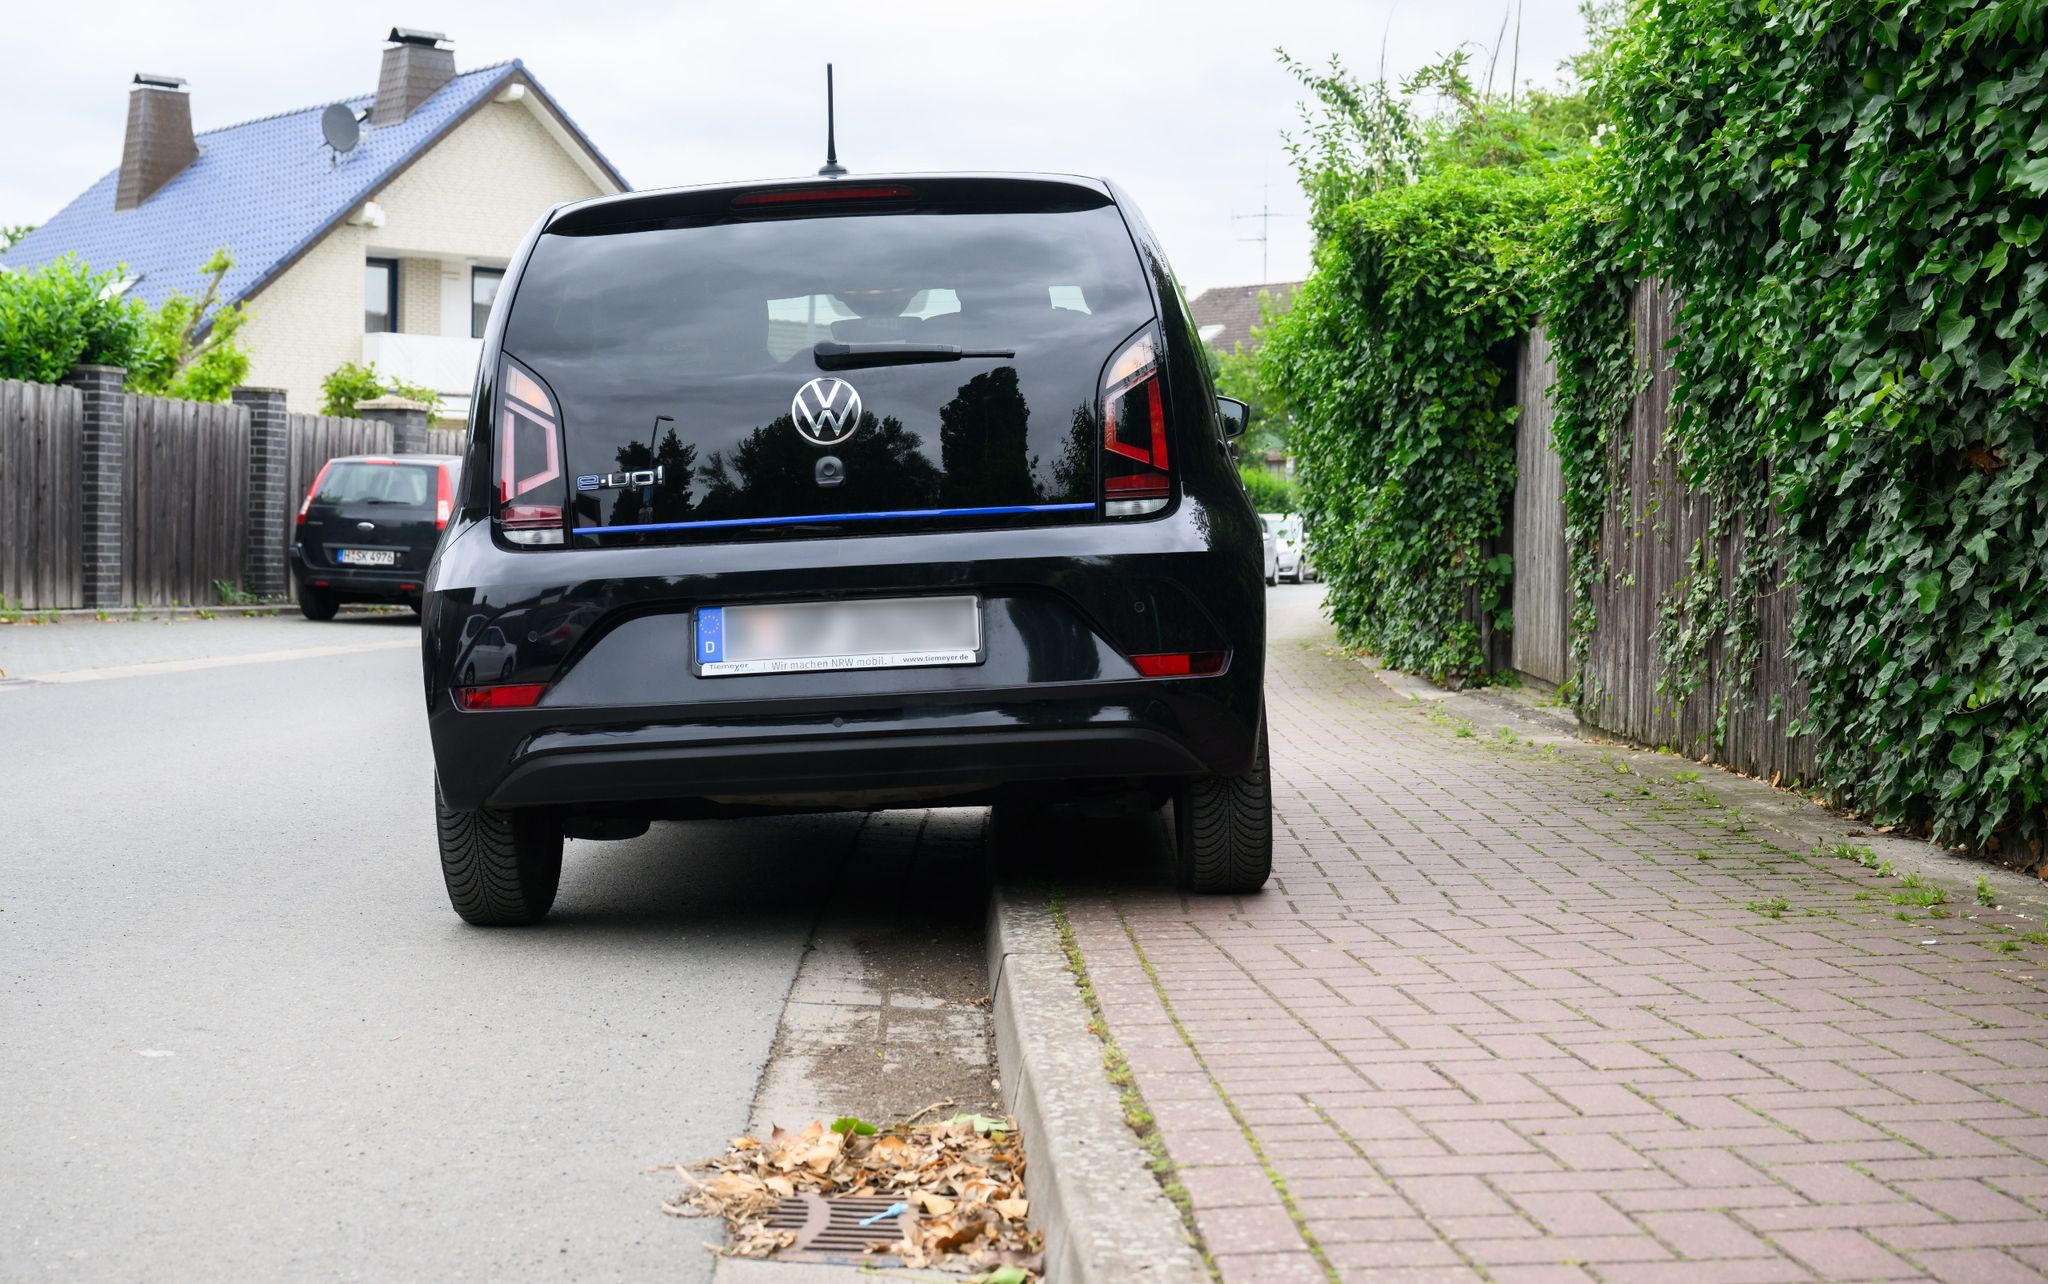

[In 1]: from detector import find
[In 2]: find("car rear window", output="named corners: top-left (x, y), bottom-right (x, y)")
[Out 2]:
top-left (315, 463), bottom-right (434, 507)
top-left (500, 193), bottom-right (1156, 542)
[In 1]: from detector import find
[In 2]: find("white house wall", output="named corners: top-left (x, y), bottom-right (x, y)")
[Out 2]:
top-left (236, 92), bottom-right (615, 416)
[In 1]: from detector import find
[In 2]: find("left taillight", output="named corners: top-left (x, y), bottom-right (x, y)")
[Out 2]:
top-left (435, 462), bottom-right (454, 529)
top-left (297, 461), bottom-right (333, 526)
top-left (1101, 327), bottom-right (1171, 518)
top-left (496, 359), bottom-right (565, 546)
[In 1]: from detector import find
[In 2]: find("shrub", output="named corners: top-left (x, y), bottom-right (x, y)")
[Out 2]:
top-left (321, 360), bottom-right (442, 419)
top-left (0, 250), bottom-right (251, 402)
top-left (0, 255), bottom-right (148, 383)
top-left (1266, 164), bottom-right (1561, 683)
top-left (1237, 465), bottom-right (1297, 513)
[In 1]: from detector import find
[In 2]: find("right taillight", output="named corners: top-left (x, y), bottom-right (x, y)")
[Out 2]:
top-left (496, 360), bottom-right (565, 547)
top-left (1101, 327), bottom-right (1171, 518)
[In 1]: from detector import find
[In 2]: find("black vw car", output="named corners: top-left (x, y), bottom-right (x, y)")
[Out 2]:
top-left (422, 174), bottom-right (1269, 924)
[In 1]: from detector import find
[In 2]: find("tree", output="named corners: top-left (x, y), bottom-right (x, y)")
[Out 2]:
top-left (126, 248), bottom-right (252, 403)
top-left (1277, 51), bottom-right (1425, 240)
top-left (0, 224), bottom-right (35, 253)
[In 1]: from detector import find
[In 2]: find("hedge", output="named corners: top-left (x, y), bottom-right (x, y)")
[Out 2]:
top-left (1271, 0), bottom-right (2048, 858)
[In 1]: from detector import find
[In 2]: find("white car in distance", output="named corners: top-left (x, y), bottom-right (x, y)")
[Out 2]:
top-left (1260, 513), bottom-right (1315, 583)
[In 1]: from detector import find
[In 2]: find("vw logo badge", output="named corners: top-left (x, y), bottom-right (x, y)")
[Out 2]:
top-left (792, 377), bottom-right (863, 447)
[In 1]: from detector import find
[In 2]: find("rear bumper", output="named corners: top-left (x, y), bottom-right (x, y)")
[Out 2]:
top-left (434, 680), bottom-right (1252, 813)
top-left (421, 491), bottom-right (1268, 814)
top-left (290, 546), bottom-right (425, 600)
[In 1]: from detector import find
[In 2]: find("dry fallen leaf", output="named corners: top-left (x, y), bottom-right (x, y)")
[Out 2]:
top-left (665, 1109), bottom-right (1042, 1279)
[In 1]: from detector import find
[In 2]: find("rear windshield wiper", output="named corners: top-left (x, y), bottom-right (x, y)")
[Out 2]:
top-left (812, 341), bottom-right (1016, 371)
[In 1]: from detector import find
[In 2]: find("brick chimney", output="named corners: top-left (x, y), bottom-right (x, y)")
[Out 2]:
top-left (115, 74), bottom-right (198, 211)
top-left (371, 28), bottom-right (455, 126)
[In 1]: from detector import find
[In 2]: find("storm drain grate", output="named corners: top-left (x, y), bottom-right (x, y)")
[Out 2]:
top-left (764, 1193), bottom-right (912, 1263)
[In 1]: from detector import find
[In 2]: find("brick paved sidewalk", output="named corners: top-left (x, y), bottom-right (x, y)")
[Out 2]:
top-left (1063, 589), bottom-right (2048, 1284)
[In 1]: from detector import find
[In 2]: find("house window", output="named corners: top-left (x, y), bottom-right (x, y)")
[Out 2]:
top-left (471, 267), bottom-right (504, 339)
top-left (365, 258), bottom-right (398, 333)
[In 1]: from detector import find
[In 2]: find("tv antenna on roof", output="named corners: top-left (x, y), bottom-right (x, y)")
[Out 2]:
top-left (1233, 182), bottom-right (1299, 282)
top-left (817, 64), bottom-right (847, 176)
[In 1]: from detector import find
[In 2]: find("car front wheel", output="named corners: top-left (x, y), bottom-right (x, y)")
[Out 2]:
top-left (1175, 721), bottom-right (1273, 894)
top-left (435, 780), bottom-right (563, 925)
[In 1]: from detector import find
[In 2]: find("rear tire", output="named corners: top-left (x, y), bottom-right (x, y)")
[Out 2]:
top-left (298, 586), bottom-right (339, 621)
top-left (1175, 721), bottom-right (1272, 894)
top-left (435, 780), bottom-right (563, 925)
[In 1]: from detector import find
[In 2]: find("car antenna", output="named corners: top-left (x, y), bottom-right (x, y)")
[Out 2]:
top-left (818, 64), bottom-right (848, 177)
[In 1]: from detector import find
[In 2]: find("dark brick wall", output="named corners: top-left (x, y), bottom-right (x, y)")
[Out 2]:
top-left (234, 388), bottom-right (290, 599)
top-left (63, 366), bottom-right (126, 609)
top-left (356, 398), bottom-right (431, 455)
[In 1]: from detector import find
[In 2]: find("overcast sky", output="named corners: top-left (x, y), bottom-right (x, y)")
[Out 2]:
top-left (1, 0), bottom-right (1588, 294)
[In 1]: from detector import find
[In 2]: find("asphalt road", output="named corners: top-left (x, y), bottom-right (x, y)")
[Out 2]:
top-left (1, 615), bottom-right (857, 1282)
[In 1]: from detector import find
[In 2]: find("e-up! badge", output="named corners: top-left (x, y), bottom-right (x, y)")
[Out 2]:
top-left (577, 466), bottom-right (665, 491)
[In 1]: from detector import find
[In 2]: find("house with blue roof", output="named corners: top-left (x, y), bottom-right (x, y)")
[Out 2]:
top-left (0, 29), bottom-right (628, 422)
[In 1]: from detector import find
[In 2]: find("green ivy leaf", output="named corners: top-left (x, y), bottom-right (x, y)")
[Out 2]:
top-left (1914, 574), bottom-right (1942, 613)
top-left (1936, 302), bottom-right (1975, 351)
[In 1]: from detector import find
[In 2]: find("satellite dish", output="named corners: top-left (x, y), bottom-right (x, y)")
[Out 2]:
top-left (321, 103), bottom-right (361, 154)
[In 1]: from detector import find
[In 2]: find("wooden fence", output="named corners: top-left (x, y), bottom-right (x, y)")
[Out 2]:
top-left (1513, 281), bottom-right (1814, 782)
top-left (1511, 323), bottom-right (1569, 686)
top-left (0, 375), bottom-right (455, 610)
top-left (0, 380), bottom-right (84, 610)
top-left (123, 394), bottom-right (249, 607)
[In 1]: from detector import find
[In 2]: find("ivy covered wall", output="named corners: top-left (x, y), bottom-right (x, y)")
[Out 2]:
top-left (1269, 1), bottom-right (2048, 865)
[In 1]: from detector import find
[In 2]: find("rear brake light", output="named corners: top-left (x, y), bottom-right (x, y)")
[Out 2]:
top-left (298, 461), bottom-right (334, 525)
top-left (1131, 651), bottom-right (1226, 677)
top-left (436, 463), bottom-right (454, 529)
top-left (496, 361), bottom-right (566, 546)
top-left (733, 185), bottom-right (914, 207)
top-left (1101, 328), bottom-right (1170, 518)
top-left (455, 683), bottom-right (548, 710)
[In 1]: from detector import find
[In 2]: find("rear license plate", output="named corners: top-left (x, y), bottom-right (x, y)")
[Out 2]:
top-left (695, 596), bottom-right (981, 677)
top-left (336, 549), bottom-right (397, 567)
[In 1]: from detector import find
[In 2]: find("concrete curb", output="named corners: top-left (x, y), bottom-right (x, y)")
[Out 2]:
top-left (986, 883), bottom-right (1206, 1284)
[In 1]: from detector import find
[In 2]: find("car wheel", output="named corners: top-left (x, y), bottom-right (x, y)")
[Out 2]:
top-left (434, 779), bottom-right (563, 926)
top-left (297, 585), bottom-right (339, 621)
top-left (1175, 720), bottom-right (1272, 894)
